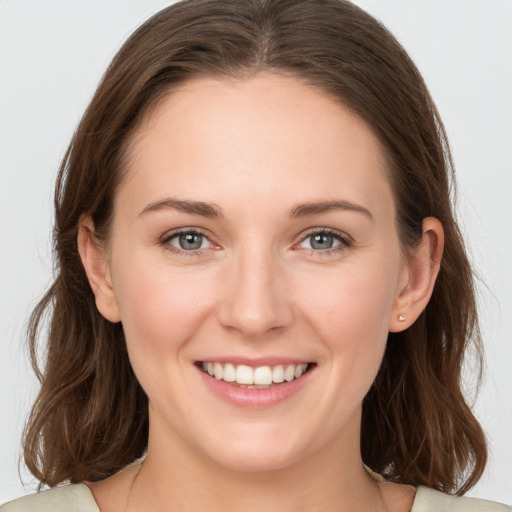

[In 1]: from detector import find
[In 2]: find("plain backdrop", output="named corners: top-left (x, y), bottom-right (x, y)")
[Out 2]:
top-left (1, 0), bottom-right (511, 505)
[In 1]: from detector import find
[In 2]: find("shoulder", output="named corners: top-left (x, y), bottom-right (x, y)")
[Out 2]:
top-left (412, 486), bottom-right (511, 512)
top-left (0, 484), bottom-right (99, 512)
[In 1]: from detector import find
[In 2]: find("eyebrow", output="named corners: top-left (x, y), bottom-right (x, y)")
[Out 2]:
top-left (139, 198), bottom-right (224, 218)
top-left (139, 197), bottom-right (373, 221)
top-left (288, 200), bottom-right (374, 221)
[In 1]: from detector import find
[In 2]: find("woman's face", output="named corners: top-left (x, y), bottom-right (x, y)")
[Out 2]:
top-left (100, 72), bottom-right (411, 471)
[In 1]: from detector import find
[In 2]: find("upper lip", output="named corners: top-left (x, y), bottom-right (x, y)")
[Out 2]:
top-left (196, 357), bottom-right (314, 368)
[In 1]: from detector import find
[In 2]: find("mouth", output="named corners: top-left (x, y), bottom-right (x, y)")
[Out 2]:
top-left (196, 361), bottom-right (316, 389)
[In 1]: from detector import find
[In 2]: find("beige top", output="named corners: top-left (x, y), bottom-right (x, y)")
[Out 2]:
top-left (0, 484), bottom-right (510, 511)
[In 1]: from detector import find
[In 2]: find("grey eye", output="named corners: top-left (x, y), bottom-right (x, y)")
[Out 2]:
top-left (309, 233), bottom-right (335, 250)
top-left (298, 231), bottom-right (347, 252)
top-left (171, 232), bottom-right (207, 250)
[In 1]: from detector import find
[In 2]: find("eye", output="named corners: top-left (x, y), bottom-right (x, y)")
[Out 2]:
top-left (297, 229), bottom-right (352, 254)
top-left (162, 229), bottom-right (214, 253)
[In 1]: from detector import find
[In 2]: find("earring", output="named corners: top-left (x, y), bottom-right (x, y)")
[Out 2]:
top-left (398, 314), bottom-right (406, 322)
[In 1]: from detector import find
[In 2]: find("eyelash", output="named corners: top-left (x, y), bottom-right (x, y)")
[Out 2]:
top-left (297, 228), bottom-right (353, 256)
top-left (160, 228), bottom-right (214, 257)
top-left (160, 227), bottom-right (353, 257)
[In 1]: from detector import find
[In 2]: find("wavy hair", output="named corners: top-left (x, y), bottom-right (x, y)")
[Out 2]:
top-left (24, 0), bottom-right (486, 494)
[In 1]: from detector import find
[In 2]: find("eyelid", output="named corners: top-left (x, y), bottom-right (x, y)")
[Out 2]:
top-left (160, 227), bottom-right (218, 255)
top-left (161, 226), bottom-right (209, 242)
top-left (294, 227), bottom-right (353, 254)
top-left (159, 226), bottom-right (353, 257)
top-left (298, 226), bottom-right (352, 240)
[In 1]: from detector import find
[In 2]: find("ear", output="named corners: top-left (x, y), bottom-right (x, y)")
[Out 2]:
top-left (389, 217), bottom-right (444, 332)
top-left (77, 215), bottom-right (121, 323)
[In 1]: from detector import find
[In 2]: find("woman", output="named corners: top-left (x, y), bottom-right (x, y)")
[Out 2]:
top-left (1, 0), bottom-right (510, 510)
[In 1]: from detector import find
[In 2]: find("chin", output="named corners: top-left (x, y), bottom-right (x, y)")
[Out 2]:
top-left (206, 443), bottom-right (304, 473)
top-left (192, 423), bottom-right (315, 473)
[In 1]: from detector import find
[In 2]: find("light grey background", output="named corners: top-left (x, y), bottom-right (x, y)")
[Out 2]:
top-left (1, 0), bottom-right (511, 505)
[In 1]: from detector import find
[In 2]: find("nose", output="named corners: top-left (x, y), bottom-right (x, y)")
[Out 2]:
top-left (217, 245), bottom-right (294, 339)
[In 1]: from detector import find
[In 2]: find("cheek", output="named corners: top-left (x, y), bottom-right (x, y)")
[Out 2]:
top-left (298, 256), bottom-right (399, 346)
top-left (110, 253), bottom-right (215, 366)
top-left (295, 251), bottom-right (402, 404)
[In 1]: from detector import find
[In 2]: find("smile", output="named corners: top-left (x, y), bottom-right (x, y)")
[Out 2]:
top-left (199, 361), bottom-right (311, 388)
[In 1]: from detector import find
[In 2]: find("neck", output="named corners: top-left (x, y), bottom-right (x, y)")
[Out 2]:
top-left (127, 422), bottom-right (386, 512)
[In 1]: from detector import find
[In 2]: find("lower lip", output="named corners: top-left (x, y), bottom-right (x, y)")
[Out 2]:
top-left (196, 365), bottom-right (314, 408)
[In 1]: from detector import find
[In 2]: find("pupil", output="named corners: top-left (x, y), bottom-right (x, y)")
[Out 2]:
top-left (179, 233), bottom-right (202, 250)
top-left (311, 233), bottom-right (333, 250)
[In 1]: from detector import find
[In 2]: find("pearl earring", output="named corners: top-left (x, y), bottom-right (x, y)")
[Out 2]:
top-left (398, 314), bottom-right (406, 322)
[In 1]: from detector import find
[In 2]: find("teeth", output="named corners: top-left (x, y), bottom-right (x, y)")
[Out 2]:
top-left (284, 364), bottom-right (295, 382)
top-left (236, 365), bottom-right (254, 385)
top-left (295, 364), bottom-right (308, 379)
top-left (254, 366), bottom-right (273, 385)
top-left (200, 362), bottom-right (310, 385)
top-left (223, 363), bottom-right (236, 382)
top-left (272, 365), bottom-right (285, 383)
top-left (214, 362), bottom-right (223, 380)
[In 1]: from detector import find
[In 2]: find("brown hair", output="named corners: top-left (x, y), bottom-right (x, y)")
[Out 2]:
top-left (24, 0), bottom-right (486, 494)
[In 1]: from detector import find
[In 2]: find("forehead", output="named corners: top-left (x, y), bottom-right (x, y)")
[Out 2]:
top-left (120, 72), bottom-right (393, 220)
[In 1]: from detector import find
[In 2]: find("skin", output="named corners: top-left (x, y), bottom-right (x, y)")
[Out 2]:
top-left (80, 72), bottom-right (443, 512)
